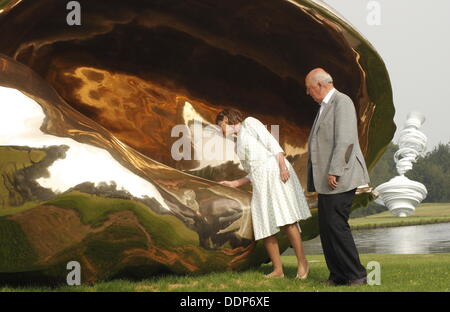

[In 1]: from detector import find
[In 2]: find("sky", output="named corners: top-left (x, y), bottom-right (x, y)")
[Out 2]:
top-left (322, 0), bottom-right (450, 151)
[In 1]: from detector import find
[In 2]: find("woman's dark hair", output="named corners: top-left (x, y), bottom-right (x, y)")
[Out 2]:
top-left (215, 108), bottom-right (244, 125)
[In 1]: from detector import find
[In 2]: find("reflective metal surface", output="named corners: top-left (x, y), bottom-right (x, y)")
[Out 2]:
top-left (0, 0), bottom-right (395, 282)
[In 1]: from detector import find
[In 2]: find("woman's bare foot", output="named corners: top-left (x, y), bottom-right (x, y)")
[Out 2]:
top-left (296, 260), bottom-right (309, 279)
top-left (264, 270), bottom-right (284, 278)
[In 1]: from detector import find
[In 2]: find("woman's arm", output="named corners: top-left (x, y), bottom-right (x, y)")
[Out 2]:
top-left (276, 152), bottom-right (287, 170)
top-left (218, 177), bottom-right (251, 188)
top-left (236, 176), bottom-right (251, 187)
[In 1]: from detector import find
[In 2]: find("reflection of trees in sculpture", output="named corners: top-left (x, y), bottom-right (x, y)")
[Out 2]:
top-left (0, 145), bottom-right (68, 207)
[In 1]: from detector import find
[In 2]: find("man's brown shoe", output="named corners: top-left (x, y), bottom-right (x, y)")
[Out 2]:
top-left (348, 277), bottom-right (367, 286)
top-left (321, 279), bottom-right (349, 286)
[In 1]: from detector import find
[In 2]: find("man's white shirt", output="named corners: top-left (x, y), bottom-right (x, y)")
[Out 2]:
top-left (318, 87), bottom-right (336, 118)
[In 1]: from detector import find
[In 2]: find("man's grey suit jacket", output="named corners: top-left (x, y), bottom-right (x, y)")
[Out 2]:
top-left (307, 89), bottom-right (370, 194)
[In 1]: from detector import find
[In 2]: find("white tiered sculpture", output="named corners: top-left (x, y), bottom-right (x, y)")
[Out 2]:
top-left (374, 112), bottom-right (428, 217)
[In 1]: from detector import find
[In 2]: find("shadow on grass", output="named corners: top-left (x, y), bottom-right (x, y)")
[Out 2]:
top-left (0, 266), bottom-right (174, 289)
top-left (0, 257), bottom-right (333, 291)
top-left (0, 271), bottom-right (63, 289)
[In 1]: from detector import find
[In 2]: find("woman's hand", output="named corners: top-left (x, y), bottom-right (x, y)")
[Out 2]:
top-left (280, 168), bottom-right (290, 183)
top-left (219, 180), bottom-right (239, 188)
top-left (276, 152), bottom-right (290, 183)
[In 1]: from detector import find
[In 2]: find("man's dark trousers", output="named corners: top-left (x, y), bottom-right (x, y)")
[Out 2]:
top-left (318, 188), bottom-right (367, 283)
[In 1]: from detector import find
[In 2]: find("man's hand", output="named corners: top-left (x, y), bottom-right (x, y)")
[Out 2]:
top-left (219, 180), bottom-right (238, 188)
top-left (328, 175), bottom-right (338, 190)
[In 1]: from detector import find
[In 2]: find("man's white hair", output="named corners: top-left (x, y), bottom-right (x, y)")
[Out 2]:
top-left (311, 71), bottom-right (333, 84)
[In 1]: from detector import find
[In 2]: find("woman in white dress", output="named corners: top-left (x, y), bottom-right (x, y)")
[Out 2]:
top-left (217, 108), bottom-right (312, 279)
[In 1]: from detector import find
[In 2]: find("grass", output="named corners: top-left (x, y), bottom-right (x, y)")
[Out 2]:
top-left (1, 254), bottom-right (449, 292)
top-left (350, 203), bottom-right (450, 230)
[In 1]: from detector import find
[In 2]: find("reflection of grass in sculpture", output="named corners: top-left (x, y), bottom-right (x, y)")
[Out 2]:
top-left (45, 191), bottom-right (199, 248)
top-left (0, 144), bottom-right (267, 280)
top-left (0, 147), bottom-right (49, 271)
top-left (40, 191), bottom-right (211, 279)
top-left (0, 201), bottom-right (41, 217)
top-left (1, 254), bottom-right (449, 292)
top-left (0, 146), bottom-right (215, 277)
top-left (350, 203), bottom-right (450, 230)
top-left (0, 217), bottom-right (39, 271)
top-left (0, 190), bottom-right (266, 282)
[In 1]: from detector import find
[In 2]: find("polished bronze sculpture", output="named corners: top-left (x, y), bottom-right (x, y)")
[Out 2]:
top-left (0, 0), bottom-right (395, 283)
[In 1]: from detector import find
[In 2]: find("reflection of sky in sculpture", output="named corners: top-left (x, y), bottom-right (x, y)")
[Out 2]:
top-left (0, 86), bottom-right (170, 209)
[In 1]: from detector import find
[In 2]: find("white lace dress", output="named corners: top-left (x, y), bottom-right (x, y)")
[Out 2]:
top-left (236, 116), bottom-right (311, 240)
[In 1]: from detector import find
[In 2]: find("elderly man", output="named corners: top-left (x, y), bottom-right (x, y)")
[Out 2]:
top-left (305, 68), bottom-right (370, 286)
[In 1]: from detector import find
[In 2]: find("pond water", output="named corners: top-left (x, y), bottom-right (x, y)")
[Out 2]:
top-left (283, 222), bottom-right (450, 255)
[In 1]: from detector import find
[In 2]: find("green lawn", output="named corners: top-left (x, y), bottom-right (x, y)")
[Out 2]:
top-left (1, 254), bottom-right (449, 292)
top-left (350, 203), bottom-right (450, 230)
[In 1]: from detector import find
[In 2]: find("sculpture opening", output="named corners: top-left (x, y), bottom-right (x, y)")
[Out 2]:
top-left (0, 0), bottom-right (395, 283)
